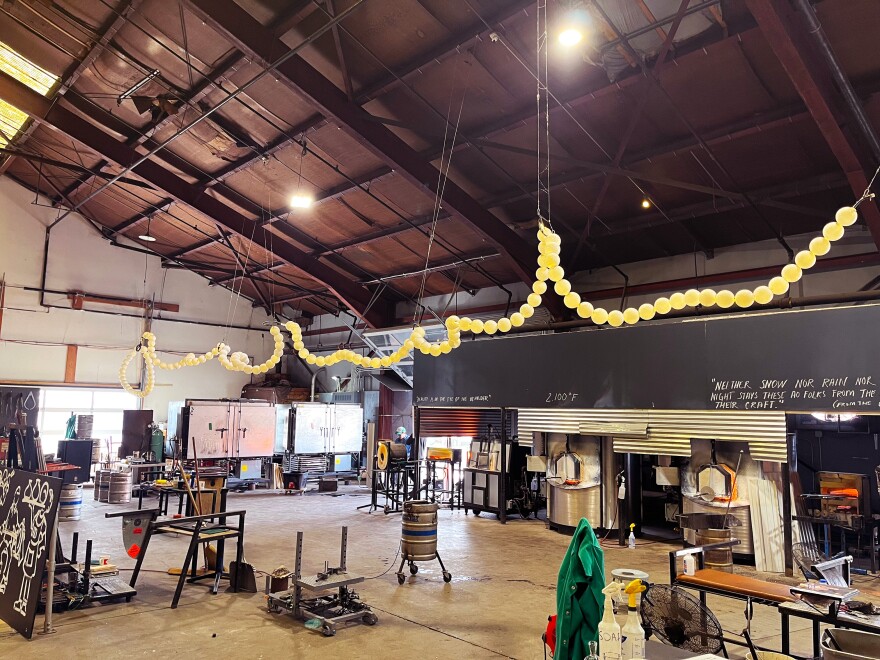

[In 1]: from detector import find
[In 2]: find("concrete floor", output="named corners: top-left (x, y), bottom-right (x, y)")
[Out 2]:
top-left (0, 485), bottom-right (874, 658)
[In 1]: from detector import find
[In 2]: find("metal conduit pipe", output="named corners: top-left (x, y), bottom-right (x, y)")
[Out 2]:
top-left (792, 0), bottom-right (880, 163)
top-left (310, 367), bottom-right (326, 402)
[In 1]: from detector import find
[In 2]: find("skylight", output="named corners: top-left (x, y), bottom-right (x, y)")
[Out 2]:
top-left (0, 40), bottom-right (58, 148)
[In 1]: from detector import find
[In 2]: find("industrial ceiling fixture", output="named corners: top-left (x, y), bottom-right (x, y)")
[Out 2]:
top-left (117, 69), bottom-right (161, 106)
top-left (641, 199), bottom-right (652, 209)
top-left (137, 217), bottom-right (157, 242)
top-left (290, 194), bottom-right (314, 209)
top-left (557, 0), bottom-right (591, 48)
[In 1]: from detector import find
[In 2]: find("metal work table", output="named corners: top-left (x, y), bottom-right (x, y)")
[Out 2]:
top-left (644, 641), bottom-right (712, 659)
top-left (779, 598), bottom-right (880, 657)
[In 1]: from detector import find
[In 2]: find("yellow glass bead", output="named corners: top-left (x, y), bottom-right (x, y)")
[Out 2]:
top-left (769, 276), bottom-right (789, 295)
top-left (591, 308), bottom-right (608, 325)
top-left (716, 290), bottom-right (735, 308)
top-left (564, 292), bottom-right (581, 309)
top-left (498, 318), bottom-right (512, 332)
top-left (608, 310), bottom-right (624, 327)
top-left (809, 236), bottom-right (830, 256)
top-left (823, 221), bottom-right (844, 241)
top-left (699, 289), bottom-right (717, 307)
top-left (795, 250), bottom-right (816, 270)
top-left (669, 292), bottom-right (686, 310)
top-left (553, 279), bottom-right (572, 296)
top-left (483, 320), bottom-right (498, 335)
top-left (520, 304), bottom-right (535, 319)
top-left (684, 289), bottom-right (700, 307)
top-left (548, 266), bottom-right (565, 282)
top-left (577, 301), bottom-right (593, 318)
top-left (638, 303), bottom-right (655, 320)
top-left (781, 264), bottom-right (802, 283)
top-left (734, 290), bottom-right (754, 308)
top-left (835, 206), bottom-right (858, 226)
top-left (527, 293), bottom-right (542, 308)
top-left (533, 281), bottom-right (548, 295)
top-left (471, 319), bottom-right (484, 333)
top-left (654, 297), bottom-right (671, 315)
top-left (510, 312), bottom-right (525, 327)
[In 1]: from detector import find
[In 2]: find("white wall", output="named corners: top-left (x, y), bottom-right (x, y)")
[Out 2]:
top-left (0, 177), bottom-right (276, 421)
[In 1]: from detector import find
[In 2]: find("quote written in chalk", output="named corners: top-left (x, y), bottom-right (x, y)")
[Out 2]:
top-left (709, 376), bottom-right (877, 409)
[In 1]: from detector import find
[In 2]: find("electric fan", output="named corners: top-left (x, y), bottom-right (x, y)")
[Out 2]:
top-left (640, 583), bottom-right (727, 656)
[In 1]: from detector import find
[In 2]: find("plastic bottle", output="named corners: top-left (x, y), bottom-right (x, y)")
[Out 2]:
top-left (683, 553), bottom-right (696, 576)
top-left (598, 582), bottom-right (622, 660)
top-left (627, 523), bottom-right (635, 549)
top-left (621, 579), bottom-right (646, 659)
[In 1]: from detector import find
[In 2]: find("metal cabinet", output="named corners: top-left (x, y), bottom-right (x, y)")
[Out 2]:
top-left (289, 403), bottom-right (363, 454)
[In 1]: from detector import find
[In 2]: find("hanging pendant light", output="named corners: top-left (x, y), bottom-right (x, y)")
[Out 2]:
top-left (138, 217), bottom-right (157, 242)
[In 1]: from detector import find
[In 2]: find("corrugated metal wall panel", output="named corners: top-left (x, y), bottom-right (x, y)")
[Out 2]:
top-left (518, 408), bottom-right (787, 461)
top-left (417, 408), bottom-right (516, 439)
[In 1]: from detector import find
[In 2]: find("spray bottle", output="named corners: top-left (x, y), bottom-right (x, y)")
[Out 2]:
top-left (627, 523), bottom-right (636, 549)
top-left (621, 579), bottom-right (646, 659)
top-left (598, 582), bottom-right (622, 660)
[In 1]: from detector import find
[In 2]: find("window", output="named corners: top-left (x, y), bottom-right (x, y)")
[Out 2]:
top-left (37, 387), bottom-right (138, 456)
top-left (0, 41), bottom-right (58, 148)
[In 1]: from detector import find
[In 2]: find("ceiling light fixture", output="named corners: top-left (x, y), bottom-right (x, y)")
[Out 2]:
top-left (290, 194), bottom-right (313, 209)
top-left (558, 28), bottom-right (583, 47)
top-left (138, 217), bottom-right (157, 242)
top-left (641, 199), bottom-right (651, 209)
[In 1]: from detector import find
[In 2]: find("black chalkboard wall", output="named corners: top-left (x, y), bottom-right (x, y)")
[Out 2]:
top-left (413, 305), bottom-right (880, 412)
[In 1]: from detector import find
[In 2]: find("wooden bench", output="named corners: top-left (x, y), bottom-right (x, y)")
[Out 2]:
top-left (669, 541), bottom-right (796, 654)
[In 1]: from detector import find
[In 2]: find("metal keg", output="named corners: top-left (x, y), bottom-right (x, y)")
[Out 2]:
top-left (401, 500), bottom-right (439, 561)
top-left (59, 484), bottom-right (83, 521)
top-left (695, 528), bottom-right (734, 573)
top-left (91, 438), bottom-right (101, 464)
top-left (108, 471), bottom-right (132, 504)
top-left (98, 469), bottom-right (110, 502)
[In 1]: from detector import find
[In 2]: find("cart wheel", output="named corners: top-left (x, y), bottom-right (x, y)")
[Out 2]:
top-left (409, 563), bottom-right (418, 575)
top-left (472, 508), bottom-right (481, 516)
top-left (384, 505), bottom-right (390, 515)
top-left (322, 625), bottom-right (336, 637)
top-left (362, 612), bottom-right (378, 626)
top-left (397, 573), bottom-right (405, 585)
top-left (443, 572), bottom-right (452, 583)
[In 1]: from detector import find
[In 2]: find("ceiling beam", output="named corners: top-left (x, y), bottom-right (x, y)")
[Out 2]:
top-left (743, 0), bottom-right (880, 247)
top-left (352, 0), bottom-right (535, 104)
top-left (0, 70), bottom-right (390, 328)
top-left (108, 199), bottom-right (174, 236)
top-left (185, 0), bottom-right (562, 318)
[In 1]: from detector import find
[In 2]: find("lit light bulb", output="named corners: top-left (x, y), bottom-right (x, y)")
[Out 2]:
top-left (641, 199), bottom-right (651, 209)
top-left (559, 28), bottom-right (583, 47)
top-left (290, 194), bottom-right (313, 209)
